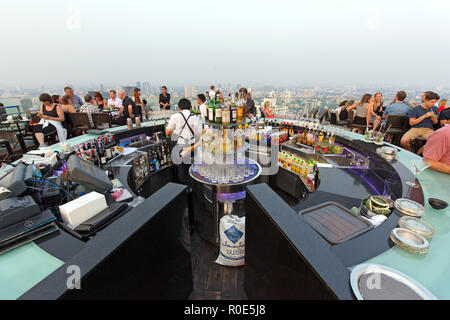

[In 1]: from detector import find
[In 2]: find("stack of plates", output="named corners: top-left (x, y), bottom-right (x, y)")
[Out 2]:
top-left (376, 146), bottom-right (399, 162)
top-left (398, 216), bottom-right (434, 239)
top-left (394, 198), bottom-right (425, 217)
top-left (390, 228), bottom-right (429, 254)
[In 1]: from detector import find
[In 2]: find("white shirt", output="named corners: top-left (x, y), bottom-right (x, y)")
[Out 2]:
top-left (199, 103), bottom-right (207, 119)
top-left (209, 90), bottom-right (216, 99)
top-left (167, 110), bottom-right (203, 145)
top-left (107, 97), bottom-right (123, 108)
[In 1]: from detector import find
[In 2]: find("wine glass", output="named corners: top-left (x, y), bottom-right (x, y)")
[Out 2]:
top-left (406, 159), bottom-right (431, 188)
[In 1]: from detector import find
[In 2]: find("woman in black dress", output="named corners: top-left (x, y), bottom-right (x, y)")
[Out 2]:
top-left (33, 93), bottom-right (65, 148)
top-left (94, 91), bottom-right (107, 112)
top-left (159, 86), bottom-right (171, 110)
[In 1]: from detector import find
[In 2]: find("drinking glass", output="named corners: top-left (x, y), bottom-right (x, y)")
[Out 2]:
top-left (374, 131), bottom-right (384, 144)
top-left (406, 159), bottom-right (431, 188)
top-left (364, 128), bottom-right (372, 142)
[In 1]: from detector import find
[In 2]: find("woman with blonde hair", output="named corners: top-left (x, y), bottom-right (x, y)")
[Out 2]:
top-left (132, 88), bottom-right (145, 121)
top-left (263, 101), bottom-right (274, 118)
top-left (370, 92), bottom-right (383, 130)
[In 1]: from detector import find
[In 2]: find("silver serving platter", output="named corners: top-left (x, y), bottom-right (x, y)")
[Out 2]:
top-left (380, 146), bottom-right (398, 155)
top-left (391, 227), bottom-right (429, 253)
top-left (395, 198), bottom-right (425, 217)
top-left (350, 264), bottom-right (437, 300)
top-left (376, 148), bottom-right (399, 161)
top-left (398, 216), bottom-right (434, 239)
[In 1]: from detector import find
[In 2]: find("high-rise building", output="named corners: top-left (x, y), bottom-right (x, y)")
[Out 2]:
top-left (121, 86), bottom-right (135, 96)
top-left (142, 81), bottom-right (151, 95)
top-left (136, 82), bottom-right (141, 90)
top-left (184, 86), bottom-right (197, 98)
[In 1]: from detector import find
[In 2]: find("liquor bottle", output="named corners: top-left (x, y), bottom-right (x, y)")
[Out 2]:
top-left (329, 132), bottom-right (335, 146)
top-left (318, 128), bottom-right (324, 144)
top-left (230, 93), bottom-right (237, 123)
top-left (215, 95), bottom-right (222, 124)
top-left (98, 142), bottom-right (107, 165)
top-left (208, 96), bottom-right (215, 123)
top-left (222, 98), bottom-right (231, 125)
top-left (237, 93), bottom-right (244, 123)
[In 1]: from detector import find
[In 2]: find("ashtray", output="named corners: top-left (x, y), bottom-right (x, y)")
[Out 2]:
top-left (428, 198), bottom-right (448, 210)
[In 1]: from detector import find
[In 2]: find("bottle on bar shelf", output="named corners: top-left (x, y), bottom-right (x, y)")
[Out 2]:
top-left (237, 93), bottom-right (244, 123)
top-left (222, 98), bottom-right (231, 125)
top-left (215, 95), bottom-right (222, 124)
top-left (230, 93), bottom-right (237, 124)
top-left (208, 95), bottom-right (215, 123)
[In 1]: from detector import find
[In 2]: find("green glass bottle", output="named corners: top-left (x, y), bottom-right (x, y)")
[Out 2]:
top-left (208, 94), bottom-right (215, 123)
top-left (215, 95), bottom-right (222, 124)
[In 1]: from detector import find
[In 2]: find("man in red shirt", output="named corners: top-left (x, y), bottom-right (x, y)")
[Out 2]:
top-left (423, 125), bottom-right (450, 174)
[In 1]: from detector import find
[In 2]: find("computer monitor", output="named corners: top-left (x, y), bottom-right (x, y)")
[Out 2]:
top-left (0, 163), bottom-right (27, 198)
top-left (67, 155), bottom-right (113, 193)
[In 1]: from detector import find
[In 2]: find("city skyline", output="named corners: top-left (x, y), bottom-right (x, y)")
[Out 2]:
top-left (1, 0), bottom-right (450, 88)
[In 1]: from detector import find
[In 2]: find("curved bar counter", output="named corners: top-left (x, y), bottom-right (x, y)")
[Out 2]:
top-left (244, 129), bottom-right (449, 299)
top-left (1, 119), bottom-right (448, 300)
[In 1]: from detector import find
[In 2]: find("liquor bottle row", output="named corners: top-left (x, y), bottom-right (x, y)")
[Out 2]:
top-left (144, 141), bottom-right (173, 172)
top-left (278, 151), bottom-right (319, 192)
top-left (74, 134), bottom-right (117, 167)
top-left (297, 127), bottom-right (335, 148)
top-left (206, 92), bottom-right (246, 125)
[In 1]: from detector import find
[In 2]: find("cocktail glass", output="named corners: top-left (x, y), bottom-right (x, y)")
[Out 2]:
top-left (406, 159), bottom-right (431, 188)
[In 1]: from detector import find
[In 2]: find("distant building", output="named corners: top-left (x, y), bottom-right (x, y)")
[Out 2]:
top-left (121, 86), bottom-right (136, 96)
top-left (273, 105), bottom-right (288, 114)
top-left (184, 86), bottom-right (197, 98)
top-left (142, 81), bottom-right (151, 95)
top-left (136, 82), bottom-right (141, 90)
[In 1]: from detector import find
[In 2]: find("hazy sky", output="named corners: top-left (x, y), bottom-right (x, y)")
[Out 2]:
top-left (1, 0), bottom-right (450, 88)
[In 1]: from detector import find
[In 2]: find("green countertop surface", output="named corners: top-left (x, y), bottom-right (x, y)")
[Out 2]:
top-left (0, 242), bottom-right (64, 300)
top-left (345, 131), bottom-right (450, 300)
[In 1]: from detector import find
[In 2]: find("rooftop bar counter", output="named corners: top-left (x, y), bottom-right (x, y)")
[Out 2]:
top-left (1, 118), bottom-right (449, 300)
top-left (245, 128), bottom-right (450, 300)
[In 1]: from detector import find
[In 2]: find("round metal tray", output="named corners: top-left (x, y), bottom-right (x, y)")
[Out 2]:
top-left (350, 264), bottom-right (437, 300)
top-left (394, 198), bottom-right (425, 217)
top-left (398, 216), bottom-right (434, 239)
top-left (390, 227), bottom-right (429, 254)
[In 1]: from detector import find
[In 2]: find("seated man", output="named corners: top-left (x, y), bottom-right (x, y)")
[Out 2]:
top-left (423, 125), bottom-right (450, 174)
top-left (400, 91), bottom-right (439, 153)
top-left (79, 95), bottom-right (99, 128)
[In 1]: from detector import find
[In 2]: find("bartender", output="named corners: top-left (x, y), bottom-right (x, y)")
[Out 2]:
top-left (165, 98), bottom-right (203, 185)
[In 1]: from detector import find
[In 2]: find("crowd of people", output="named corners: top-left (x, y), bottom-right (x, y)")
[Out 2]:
top-left (29, 85), bottom-right (449, 175)
top-left (33, 86), bottom-right (171, 148)
top-left (329, 90), bottom-right (449, 174)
